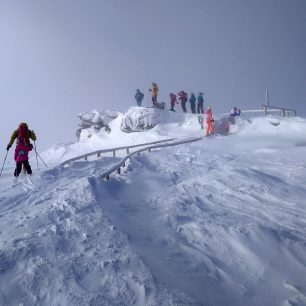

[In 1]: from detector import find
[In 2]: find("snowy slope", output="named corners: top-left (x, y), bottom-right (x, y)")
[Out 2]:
top-left (0, 111), bottom-right (306, 306)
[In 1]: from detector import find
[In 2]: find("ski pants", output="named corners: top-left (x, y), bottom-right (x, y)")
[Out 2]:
top-left (181, 102), bottom-right (187, 113)
top-left (136, 100), bottom-right (142, 106)
top-left (14, 160), bottom-right (32, 177)
top-left (190, 102), bottom-right (196, 114)
top-left (206, 121), bottom-right (214, 135)
top-left (197, 102), bottom-right (204, 114)
top-left (170, 101), bottom-right (175, 111)
top-left (152, 96), bottom-right (157, 106)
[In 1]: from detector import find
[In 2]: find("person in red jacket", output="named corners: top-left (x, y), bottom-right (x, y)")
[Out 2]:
top-left (169, 93), bottom-right (177, 111)
top-left (205, 107), bottom-right (214, 136)
top-left (177, 91), bottom-right (188, 113)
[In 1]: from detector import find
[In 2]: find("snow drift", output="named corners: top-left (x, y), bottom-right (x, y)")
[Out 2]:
top-left (1, 108), bottom-right (306, 306)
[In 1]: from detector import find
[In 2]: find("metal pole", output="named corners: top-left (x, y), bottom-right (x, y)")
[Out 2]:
top-left (0, 151), bottom-right (9, 176)
top-left (265, 90), bottom-right (270, 106)
top-left (34, 148), bottom-right (48, 168)
top-left (34, 142), bottom-right (40, 171)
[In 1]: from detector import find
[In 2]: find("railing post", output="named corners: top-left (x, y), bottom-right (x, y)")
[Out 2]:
top-left (282, 109), bottom-right (285, 117)
top-left (126, 148), bottom-right (130, 154)
top-left (97, 153), bottom-right (101, 159)
top-left (85, 156), bottom-right (88, 161)
top-left (113, 150), bottom-right (116, 157)
top-left (263, 106), bottom-right (267, 116)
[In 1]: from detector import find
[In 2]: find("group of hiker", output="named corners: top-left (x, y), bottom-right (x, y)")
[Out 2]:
top-left (135, 83), bottom-right (206, 114)
top-left (0, 123), bottom-right (37, 178)
top-left (135, 82), bottom-right (241, 136)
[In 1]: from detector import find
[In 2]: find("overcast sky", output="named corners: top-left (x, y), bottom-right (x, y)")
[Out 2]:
top-left (1, 0), bottom-right (306, 151)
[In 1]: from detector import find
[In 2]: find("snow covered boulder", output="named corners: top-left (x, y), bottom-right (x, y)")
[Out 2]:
top-left (76, 109), bottom-right (120, 141)
top-left (121, 107), bottom-right (163, 133)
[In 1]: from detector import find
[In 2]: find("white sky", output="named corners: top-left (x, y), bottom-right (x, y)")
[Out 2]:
top-left (1, 0), bottom-right (306, 151)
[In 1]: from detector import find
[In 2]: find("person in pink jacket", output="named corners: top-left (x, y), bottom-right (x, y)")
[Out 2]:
top-left (205, 107), bottom-right (214, 136)
top-left (14, 143), bottom-right (33, 177)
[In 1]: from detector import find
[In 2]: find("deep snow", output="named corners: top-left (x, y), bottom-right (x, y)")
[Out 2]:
top-left (0, 108), bottom-right (306, 306)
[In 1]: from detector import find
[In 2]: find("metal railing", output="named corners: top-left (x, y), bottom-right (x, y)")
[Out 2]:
top-left (221, 108), bottom-right (296, 118)
top-left (61, 138), bottom-right (177, 165)
top-left (99, 136), bottom-right (203, 180)
top-left (61, 136), bottom-right (203, 181)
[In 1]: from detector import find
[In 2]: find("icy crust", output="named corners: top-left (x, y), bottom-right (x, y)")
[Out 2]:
top-left (77, 109), bottom-right (121, 141)
top-left (121, 107), bottom-right (161, 132)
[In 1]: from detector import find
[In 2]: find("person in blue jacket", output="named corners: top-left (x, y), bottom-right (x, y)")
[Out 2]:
top-left (135, 89), bottom-right (144, 106)
top-left (229, 106), bottom-right (241, 123)
top-left (197, 92), bottom-right (204, 114)
top-left (189, 93), bottom-right (196, 114)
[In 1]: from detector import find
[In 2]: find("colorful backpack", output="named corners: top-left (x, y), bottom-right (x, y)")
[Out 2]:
top-left (17, 123), bottom-right (30, 145)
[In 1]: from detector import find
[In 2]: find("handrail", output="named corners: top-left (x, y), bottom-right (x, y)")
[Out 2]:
top-left (220, 108), bottom-right (296, 118)
top-left (99, 136), bottom-right (203, 180)
top-left (61, 138), bottom-right (177, 165)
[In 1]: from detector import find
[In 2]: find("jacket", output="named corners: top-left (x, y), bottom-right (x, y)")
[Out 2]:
top-left (189, 94), bottom-right (196, 104)
top-left (205, 109), bottom-right (213, 123)
top-left (14, 143), bottom-right (33, 162)
top-left (150, 85), bottom-right (158, 97)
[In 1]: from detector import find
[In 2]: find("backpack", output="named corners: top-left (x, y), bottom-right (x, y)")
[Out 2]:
top-left (17, 123), bottom-right (30, 145)
top-left (182, 92), bottom-right (188, 102)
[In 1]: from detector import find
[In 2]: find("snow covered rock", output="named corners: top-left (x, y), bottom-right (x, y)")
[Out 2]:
top-left (76, 109), bottom-right (121, 141)
top-left (120, 107), bottom-right (164, 133)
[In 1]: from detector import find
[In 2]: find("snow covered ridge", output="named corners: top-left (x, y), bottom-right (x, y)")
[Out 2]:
top-left (44, 107), bottom-right (306, 164)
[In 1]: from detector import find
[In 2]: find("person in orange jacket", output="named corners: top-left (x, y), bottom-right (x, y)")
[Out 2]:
top-left (205, 107), bottom-right (214, 136)
top-left (149, 82), bottom-right (159, 107)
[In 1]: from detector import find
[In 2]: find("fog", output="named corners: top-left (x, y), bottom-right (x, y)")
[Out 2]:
top-left (1, 0), bottom-right (305, 151)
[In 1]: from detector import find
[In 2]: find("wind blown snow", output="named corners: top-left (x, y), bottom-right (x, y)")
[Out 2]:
top-left (1, 107), bottom-right (306, 306)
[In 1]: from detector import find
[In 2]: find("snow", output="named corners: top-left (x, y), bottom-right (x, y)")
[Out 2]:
top-left (1, 108), bottom-right (306, 306)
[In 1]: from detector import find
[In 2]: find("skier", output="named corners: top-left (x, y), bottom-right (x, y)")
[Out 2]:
top-left (149, 82), bottom-right (159, 107)
top-left (7, 123), bottom-right (37, 176)
top-left (189, 93), bottom-right (196, 114)
top-left (135, 89), bottom-right (144, 106)
top-left (169, 93), bottom-right (177, 111)
top-left (178, 91), bottom-right (188, 113)
top-left (197, 92), bottom-right (204, 114)
top-left (205, 107), bottom-right (214, 136)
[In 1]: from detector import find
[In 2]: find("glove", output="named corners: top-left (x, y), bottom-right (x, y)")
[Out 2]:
top-left (212, 119), bottom-right (215, 123)
top-left (28, 143), bottom-right (33, 150)
top-left (6, 144), bottom-right (11, 151)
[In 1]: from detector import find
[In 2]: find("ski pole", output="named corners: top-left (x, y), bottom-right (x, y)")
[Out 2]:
top-left (0, 151), bottom-right (9, 177)
top-left (34, 141), bottom-right (40, 171)
top-left (34, 148), bottom-right (48, 168)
